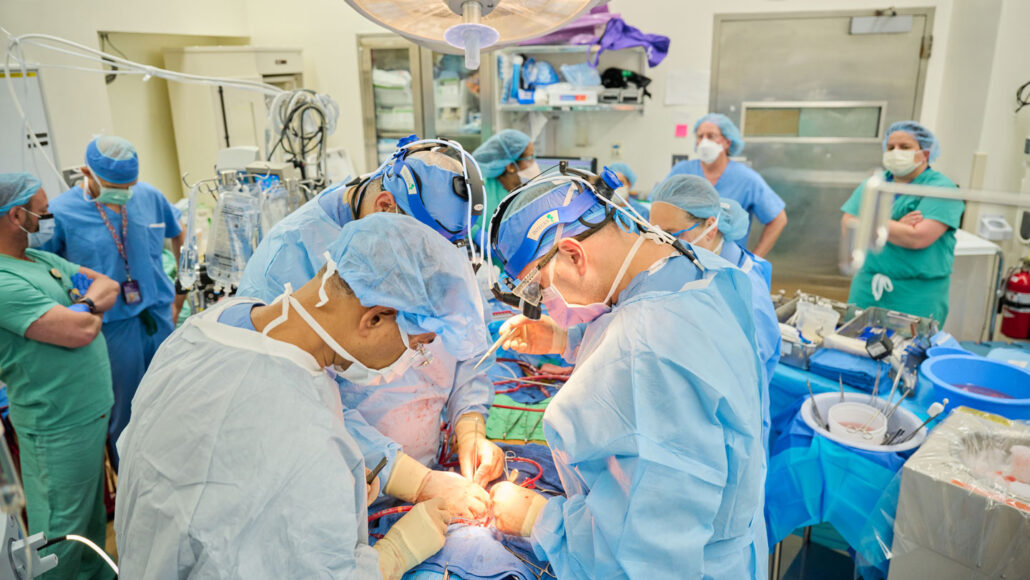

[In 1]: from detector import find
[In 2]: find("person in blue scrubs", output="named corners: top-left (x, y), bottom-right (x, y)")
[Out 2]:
top-left (471, 129), bottom-right (537, 240)
top-left (485, 175), bottom-right (768, 578)
top-left (43, 136), bottom-right (185, 450)
top-left (608, 161), bottom-right (650, 220)
top-left (238, 141), bottom-right (505, 491)
top-left (649, 174), bottom-right (781, 448)
top-left (667, 113), bottom-right (787, 257)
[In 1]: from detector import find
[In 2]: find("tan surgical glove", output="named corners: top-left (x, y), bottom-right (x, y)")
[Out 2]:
top-left (455, 413), bottom-right (505, 486)
top-left (499, 314), bottom-right (568, 355)
top-left (384, 452), bottom-right (490, 519)
top-left (373, 498), bottom-right (450, 580)
top-left (489, 481), bottom-right (548, 537)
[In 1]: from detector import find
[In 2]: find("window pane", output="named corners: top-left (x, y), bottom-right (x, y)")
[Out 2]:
top-left (798, 107), bottom-right (881, 138)
top-left (744, 108), bottom-right (800, 137)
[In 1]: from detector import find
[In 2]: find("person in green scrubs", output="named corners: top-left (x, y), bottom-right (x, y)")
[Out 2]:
top-left (0, 173), bottom-right (120, 579)
top-left (471, 129), bottom-right (538, 240)
top-left (840, 121), bottom-right (964, 323)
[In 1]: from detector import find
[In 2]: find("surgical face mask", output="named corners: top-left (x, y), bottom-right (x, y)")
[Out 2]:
top-left (19, 208), bottom-right (55, 248)
top-left (86, 173), bottom-right (133, 205)
top-left (882, 149), bottom-right (921, 177)
top-left (517, 161), bottom-right (541, 184)
top-left (696, 138), bottom-right (723, 165)
top-left (540, 235), bottom-right (647, 329)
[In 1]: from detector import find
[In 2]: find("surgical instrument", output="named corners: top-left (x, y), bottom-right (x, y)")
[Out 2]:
top-left (839, 375), bottom-right (845, 403)
top-left (895, 399), bottom-right (948, 444)
top-left (524, 412), bottom-right (545, 443)
top-left (806, 380), bottom-right (829, 430)
top-left (869, 365), bottom-right (882, 405)
top-left (884, 388), bottom-right (912, 423)
top-left (474, 328), bottom-right (517, 370)
top-left (366, 457), bottom-right (388, 484)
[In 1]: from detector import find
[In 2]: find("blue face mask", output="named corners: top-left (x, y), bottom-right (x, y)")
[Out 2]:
top-left (19, 208), bottom-right (55, 248)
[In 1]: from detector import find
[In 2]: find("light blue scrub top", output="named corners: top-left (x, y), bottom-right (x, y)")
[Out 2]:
top-left (43, 182), bottom-right (182, 322)
top-left (667, 159), bottom-right (785, 242)
top-left (236, 184), bottom-right (492, 484)
top-left (535, 247), bottom-right (768, 579)
top-left (721, 241), bottom-right (781, 449)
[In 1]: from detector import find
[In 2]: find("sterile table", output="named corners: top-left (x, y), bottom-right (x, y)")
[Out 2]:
top-left (766, 363), bottom-right (928, 580)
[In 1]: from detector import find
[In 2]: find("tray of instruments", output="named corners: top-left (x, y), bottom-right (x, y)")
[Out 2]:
top-left (774, 291), bottom-right (857, 370)
top-left (835, 306), bottom-right (939, 343)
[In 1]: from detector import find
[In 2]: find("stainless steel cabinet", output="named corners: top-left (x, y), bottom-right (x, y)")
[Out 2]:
top-left (357, 34), bottom-right (493, 171)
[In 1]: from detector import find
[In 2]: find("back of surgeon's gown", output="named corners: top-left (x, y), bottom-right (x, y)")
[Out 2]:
top-left (114, 301), bottom-right (380, 578)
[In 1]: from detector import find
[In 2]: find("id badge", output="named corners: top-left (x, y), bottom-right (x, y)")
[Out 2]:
top-left (122, 279), bottom-right (142, 305)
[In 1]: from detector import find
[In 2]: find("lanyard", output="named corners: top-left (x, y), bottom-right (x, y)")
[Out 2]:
top-left (94, 202), bottom-right (133, 281)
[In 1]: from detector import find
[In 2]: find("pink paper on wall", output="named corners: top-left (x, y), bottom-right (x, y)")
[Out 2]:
top-left (674, 124), bottom-right (689, 138)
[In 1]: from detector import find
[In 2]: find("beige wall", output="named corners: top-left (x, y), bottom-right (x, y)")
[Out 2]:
top-left (7, 0), bottom-right (1029, 204)
top-left (0, 0), bottom-right (251, 190)
top-left (103, 33), bottom-right (249, 200)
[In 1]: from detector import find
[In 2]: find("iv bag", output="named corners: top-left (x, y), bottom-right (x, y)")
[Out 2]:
top-left (206, 185), bottom-right (263, 289)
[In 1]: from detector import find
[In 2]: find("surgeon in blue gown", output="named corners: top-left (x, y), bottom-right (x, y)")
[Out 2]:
top-left (649, 174), bottom-right (781, 448)
top-left (43, 136), bottom-right (185, 448)
top-left (667, 113), bottom-right (787, 257)
top-left (485, 175), bottom-right (768, 579)
top-left (237, 142), bottom-right (505, 495)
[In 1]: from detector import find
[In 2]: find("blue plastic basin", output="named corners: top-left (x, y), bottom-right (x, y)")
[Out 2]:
top-left (919, 355), bottom-right (1030, 419)
top-left (926, 346), bottom-right (970, 358)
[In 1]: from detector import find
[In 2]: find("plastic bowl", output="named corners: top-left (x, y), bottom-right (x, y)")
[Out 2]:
top-left (801, 392), bottom-right (928, 452)
top-left (919, 355), bottom-right (1030, 420)
top-left (827, 402), bottom-right (887, 445)
top-left (926, 346), bottom-right (971, 358)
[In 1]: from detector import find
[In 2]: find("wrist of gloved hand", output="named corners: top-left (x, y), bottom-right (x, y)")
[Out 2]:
top-left (382, 453), bottom-right (431, 503)
top-left (454, 413), bottom-right (486, 449)
top-left (490, 481), bottom-right (548, 537)
top-left (374, 498), bottom-right (449, 580)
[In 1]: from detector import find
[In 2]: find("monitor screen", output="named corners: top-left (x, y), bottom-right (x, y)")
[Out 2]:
top-left (535, 156), bottom-right (597, 175)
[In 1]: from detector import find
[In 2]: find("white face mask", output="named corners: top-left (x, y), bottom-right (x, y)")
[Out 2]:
top-left (517, 161), bottom-right (541, 183)
top-left (696, 138), bottom-right (723, 165)
top-left (882, 149), bottom-right (921, 177)
top-left (261, 281), bottom-right (427, 387)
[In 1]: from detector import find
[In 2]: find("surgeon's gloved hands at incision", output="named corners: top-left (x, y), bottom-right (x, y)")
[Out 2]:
top-left (455, 413), bottom-right (505, 487)
top-left (383, 453), bottom-right (490, 519)
top-left (373, 497), bottom-right (451, 580)
top-left (498, 314), bottom-right (567, 355)
top-left (489, 481), bottom-right (548, 537)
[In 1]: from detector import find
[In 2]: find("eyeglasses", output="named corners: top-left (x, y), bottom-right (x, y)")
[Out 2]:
top-left (21, 208), bottom-right (53, 220)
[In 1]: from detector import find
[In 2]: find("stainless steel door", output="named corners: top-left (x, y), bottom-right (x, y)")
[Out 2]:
top-left (711, 9), bottom-right (933, 299)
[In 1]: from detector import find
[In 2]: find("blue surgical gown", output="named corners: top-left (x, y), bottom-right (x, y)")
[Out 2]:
top-left (667, 160), bottom-right (785, 243)
top-left (721, 241), bottom-right (781, 449)
top-left (236, 184), bottom-right (492, 483)
top-left (43, 182), bottom-right (181, 444)
top-left (532, 248), bottom-right (768, 579)
top-left (115, 298), bottom-right (380, 577)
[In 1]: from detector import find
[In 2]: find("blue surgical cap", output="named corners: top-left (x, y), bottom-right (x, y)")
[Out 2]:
top-left (380, 152), bottom-right (473, 241)
top-left (651, 175), bottom-right (748, 240)
top-left (85, 136), bottom-right (139, 185)
top-left (885, 121), bottom-right (941, 162)
top-left (326, 213), bottom-right (488, 360)
top-left (473, 129), bottom-right (531, 179)
top-left (494, 180), bottom-right (607, 278)
top-left (608, 162), bottom-right (637, 187)
top-left (694, 113), bottom-right (744, 156)
top-left (0, 172), bottom-right (42, 215)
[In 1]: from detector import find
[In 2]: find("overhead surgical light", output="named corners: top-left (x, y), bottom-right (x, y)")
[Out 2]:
top-left (343, 0), bottom-right (599, 69)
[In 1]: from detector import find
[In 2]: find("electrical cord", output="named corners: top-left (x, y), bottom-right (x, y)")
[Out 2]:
top-left (39, 534), bottom-right (118, 576)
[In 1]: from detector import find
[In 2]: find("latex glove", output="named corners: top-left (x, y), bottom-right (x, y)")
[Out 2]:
top-left (68, 272), bottom-right (93, 300)
top-left (68, 303), bottom-right (91, 313)
top-left (365, 468), bottom-right (381, 506)
top-left (373, 498), bottom-right (450, 580)
top-left (383, 453), bottom-right (490, 519)
top-left (898, 210), bottom-right (923, 227)
top-left (455, 413), bottom-right (505, 487)
top-left (538, 363), bottom-right (573, 377)
top-left (499, 314), bottom-right (567, 355)
top-left (489, 481), bottom-right (547, 537)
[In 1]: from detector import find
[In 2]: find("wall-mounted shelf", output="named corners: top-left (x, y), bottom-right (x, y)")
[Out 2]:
top-left (498, 103), bottom-right (644, 113)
